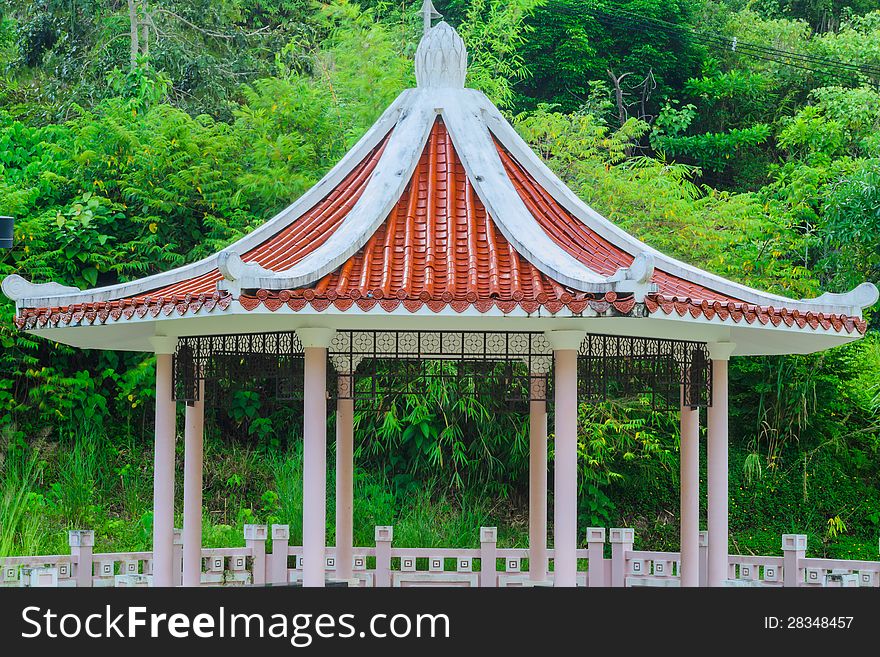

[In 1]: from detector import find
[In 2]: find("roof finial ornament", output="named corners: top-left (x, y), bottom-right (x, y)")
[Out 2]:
top-left (414, 20), bottom-right (467, 88)
top-left (421, 0), bottom-right (442, 34)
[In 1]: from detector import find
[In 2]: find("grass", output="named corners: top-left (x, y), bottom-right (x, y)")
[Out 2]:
top-left (0, 424), bottom-right (878, 561)
top-left (0, 433), bottom-right (43, 558)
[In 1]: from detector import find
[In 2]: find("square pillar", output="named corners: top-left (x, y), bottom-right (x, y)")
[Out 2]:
top-left (707, 342), bottom-right (735, 587)
top-left (69, 530), bottom-right (95, 588)
top-left (480, 527), bottom-right (498, 588)
top-left (182, 381), bottom-right (205, 587)
top-left (679, 385), bottom-right (700, 587)
top-left (298, 328), bottom-right (335, 588)
top-left (586, 527), bottom-right (606, 587)
top-left (374, 526), bottom-right (393, 588)
top-left (149, 336), bottom-right (177, 587)
top-left (782, 534), bottom-right (807, 587)
top-left (244, 524), bottom-right (268, 586)
top-left (609, 527), bottom-right (634, 588)
top-left (269, 524), bottom-right (290, 585)
top-left (528, 375), bottom-right (548, 582)
top-left (547, 330), bottom-right (585, 588)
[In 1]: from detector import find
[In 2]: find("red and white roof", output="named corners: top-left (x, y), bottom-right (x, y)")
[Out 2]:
top-left (3, 22), bottom-right (876, 355)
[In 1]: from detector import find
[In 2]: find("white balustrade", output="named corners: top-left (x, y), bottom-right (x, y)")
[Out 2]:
top-left (3, 525), bottom-right (879, 588)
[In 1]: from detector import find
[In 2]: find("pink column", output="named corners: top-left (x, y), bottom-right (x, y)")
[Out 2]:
top-left (548, 330), bottom-right (585, 588)
top-left (149, 337), bottom-right (177, 587)
top-left (68, 530), bottom-right (95, 588)
top-left (269, 525), bottom-right (290, 584)
top-left (782, 534), bottom-right (807, 587)
top-left (707, 342), bottom-right (735, 587)
top-left (480, 527), bottom-right (498, 587)
top-left (609, 527), bottom-right (634, 587)
top-left (586, 527), bottom-right (606, 586)
top-left (244, 525), bottom-right (267, 585)
top-left (679, 385), bottom-right (700, 587)
top-left (298, 328), bottom-right (335, 588)
top-left (335, 374), bottom-right (354, 582)
top-left (529, 375), bottom-right (548, 582)
top-left (182, 382), bottom-right (205, 587)
top-left (374, 526), bottom-right (393, 587)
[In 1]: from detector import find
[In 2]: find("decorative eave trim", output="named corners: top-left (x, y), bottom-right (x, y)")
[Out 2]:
top-left (644, 294), bottom-right (867, 334)
top-left (15, 291), bottom-right (233, 330)
top-left (14, 288), bottom-right (868, 337)
top-left (14, 290), bottom-right (643, 329)
top-left (236, 289), bottom-right (642, 317)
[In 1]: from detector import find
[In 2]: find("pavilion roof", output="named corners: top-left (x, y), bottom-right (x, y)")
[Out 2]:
top-left (3, 22), bottom-right (875, 347)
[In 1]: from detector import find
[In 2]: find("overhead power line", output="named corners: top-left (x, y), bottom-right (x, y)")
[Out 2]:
top-left (559, 2), bottom-right (880, 87)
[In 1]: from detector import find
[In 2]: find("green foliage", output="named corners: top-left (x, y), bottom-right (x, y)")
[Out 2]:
top-left (652, 121), bottom-right (771, 172)
top-left (514, 0), bottom-right (706, 114)
top-left (819, 159), bottom-right (880, 289)
top-left (0, 0), bottom-right (878, 559)
top-left (456, 0), bottom-right (542, 109)
top-left (574, 397), bottom-right (679, 527)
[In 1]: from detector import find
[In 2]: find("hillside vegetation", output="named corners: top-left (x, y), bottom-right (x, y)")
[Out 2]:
top-left (1, 0), bottom-right (878, 560)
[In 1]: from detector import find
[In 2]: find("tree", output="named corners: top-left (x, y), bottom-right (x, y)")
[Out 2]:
top-left (513, 0), bottom-right (706, 114)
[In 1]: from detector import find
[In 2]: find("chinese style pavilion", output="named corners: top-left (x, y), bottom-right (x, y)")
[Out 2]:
top-left (3, 14), bottom-right (876, 588)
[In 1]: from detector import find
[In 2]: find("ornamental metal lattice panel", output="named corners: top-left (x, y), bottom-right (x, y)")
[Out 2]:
top-left (173, 331), bottom-right (304, 403)
top-left (577, 334), bottom-right (712, 409)
top-left (328, 331), bottom-right (553, 408)
top-left (172, 330), bottom-right (711, 410)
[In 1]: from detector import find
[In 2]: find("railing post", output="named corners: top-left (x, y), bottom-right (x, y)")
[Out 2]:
top-left (172, 529), bottom-right (183, 587)
top-left (609, 528), bottom-right (634, 588)
top-left (245, 524), bottom-right (268, 586)
top-left (587, 527), bottom-right (606, 587)
top-left (699, 530), bottom-right (709, 587)
top-left (68, 530), bottom-right (94, 588)
top-left (782, 534), bottom-right (807, 587)
top-left (480, 527), bottom-right (498, 587)
top-left (269, 524), bottom-right (290, 585)
top-left (375, 526), bottom-right (393, 588)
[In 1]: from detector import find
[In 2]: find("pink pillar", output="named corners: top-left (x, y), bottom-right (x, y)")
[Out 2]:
top-left (69, 530), bottom-right (95, 588)
top-left (586, 527), bottom-right (606, 587)
top-left (244, 525), bottom-right (267, 586)
top-left (150, 337), bottom-right (177, 587)
top-left (529, 375), bottom-right (548, 582)
top-left (782, 534), bottom-right (807, 587)
top-left (707, 342), bottom-right (735, 587)
top-left (335, 376), bottom-right (354, 581)
top-left (679, 385), bottom-right (700, 587)
top-left (609, 527), bottom-right (634, 587)
top-left (548, 330), bottom-right (584, 588)
top-left (269, 525), bottom-right (290, 585)
top-left (172, 529), bottom-right (183, 586)
top-left (374, 526), bottom-right (393, 587)
top-left (480, 527), bottom-right (498, 587)
top-left (182, 382), bottom-right (205, 587)
top-left (298, 328), bottom-right (335, 588)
